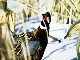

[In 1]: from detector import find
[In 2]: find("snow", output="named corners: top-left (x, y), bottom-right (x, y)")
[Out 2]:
top-left (15, 16), bottom-right (78, 60)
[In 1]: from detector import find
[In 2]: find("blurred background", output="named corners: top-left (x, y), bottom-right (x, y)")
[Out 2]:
top-left (0, 0), bottom-right (80, 60)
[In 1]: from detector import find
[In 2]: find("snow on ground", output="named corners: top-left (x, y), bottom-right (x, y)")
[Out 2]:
top-left (42, 16), bottom-right (78, 60)
top-left (15, 16), bottom-right (78, 60)
top-left (42, 37), bottom-right (77, 60)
